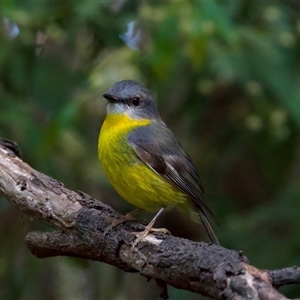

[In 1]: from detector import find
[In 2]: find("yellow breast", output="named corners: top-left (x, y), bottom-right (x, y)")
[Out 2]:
top-left (98, 113), bottom-right (187, 212)
top-left (98, 113), bottom-right (150, 167)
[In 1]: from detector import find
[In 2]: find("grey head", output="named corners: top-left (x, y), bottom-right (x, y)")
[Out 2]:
top-left (103, 80), bottom-right (161, 120)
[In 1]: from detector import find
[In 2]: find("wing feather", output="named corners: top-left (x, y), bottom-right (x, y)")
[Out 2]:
top-left (133, 144), bottom-right (214, 218)
top-left (128, 124), bottom-right (219, 245)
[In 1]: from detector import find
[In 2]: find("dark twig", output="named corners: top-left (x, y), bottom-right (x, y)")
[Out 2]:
top-left (268, 266), bottom-right (300, 287)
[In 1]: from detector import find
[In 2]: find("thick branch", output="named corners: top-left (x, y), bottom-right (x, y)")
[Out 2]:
top-left (0, 139), bottom-right (299, 300)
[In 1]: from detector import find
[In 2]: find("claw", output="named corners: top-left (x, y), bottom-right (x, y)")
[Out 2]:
top-left (130, 207), bottom-right (170, 249)
top-left (103, 209), bottom-right (140, 236)
top-left (131, 226), bottom-right (171, 249)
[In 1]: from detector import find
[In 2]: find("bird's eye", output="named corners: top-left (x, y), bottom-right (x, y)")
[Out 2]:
top-left (132, 96), bottom-right (140, 106)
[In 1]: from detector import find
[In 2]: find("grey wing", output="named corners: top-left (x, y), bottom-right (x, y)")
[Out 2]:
top-left (128, 124), bottom-right (220, 245)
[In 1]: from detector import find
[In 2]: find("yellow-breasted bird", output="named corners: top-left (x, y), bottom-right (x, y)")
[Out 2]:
top-left (98, 80), bottom-right (219, 246)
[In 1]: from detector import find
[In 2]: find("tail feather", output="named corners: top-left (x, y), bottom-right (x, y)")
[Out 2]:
top-left (177, 204), bottom-right (220, 245)
top-left (197, 209), bottom-right (220, 245)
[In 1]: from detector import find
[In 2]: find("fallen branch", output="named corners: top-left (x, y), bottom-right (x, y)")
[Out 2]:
top-left (0, 138), bottom-right (299, 299)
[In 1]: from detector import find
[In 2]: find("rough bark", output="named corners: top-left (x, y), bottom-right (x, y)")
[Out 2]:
top-left (0, 138), bottom-right (299, 299)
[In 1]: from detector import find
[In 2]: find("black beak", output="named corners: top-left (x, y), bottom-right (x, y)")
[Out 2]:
top-left (103, 94), bottom-right (119, 103)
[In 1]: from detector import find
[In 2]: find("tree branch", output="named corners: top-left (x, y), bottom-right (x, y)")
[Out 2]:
top-left (0, 138), bottom-right (299, 300)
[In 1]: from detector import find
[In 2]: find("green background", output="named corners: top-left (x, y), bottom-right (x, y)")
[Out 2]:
top-left (0, 1), bottom-right (299, 299)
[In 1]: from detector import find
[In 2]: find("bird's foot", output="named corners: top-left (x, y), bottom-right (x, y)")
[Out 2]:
top-left (104, 209), bottom-right (140, 236)
top-left (131, 226), bottom-right (171, 249)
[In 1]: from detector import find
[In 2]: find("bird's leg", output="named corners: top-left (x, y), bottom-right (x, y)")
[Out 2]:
top-left (131, 207), bottom-right (170, 249)
top-left (104, 208), bottom-right (140, 236)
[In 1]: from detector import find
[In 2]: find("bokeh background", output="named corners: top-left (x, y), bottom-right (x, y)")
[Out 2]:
top-left (1, 1), bottom-right (300, 299)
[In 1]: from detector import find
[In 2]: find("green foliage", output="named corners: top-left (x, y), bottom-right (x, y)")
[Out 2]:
top-left (1, 1), bottom-right (299, 299)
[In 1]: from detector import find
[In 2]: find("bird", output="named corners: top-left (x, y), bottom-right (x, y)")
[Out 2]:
top-left (98, 80), bottom-right (219, 247)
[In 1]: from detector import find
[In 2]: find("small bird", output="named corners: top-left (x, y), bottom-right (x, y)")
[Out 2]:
top-left (98, 80), bottom-right (219, 246)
